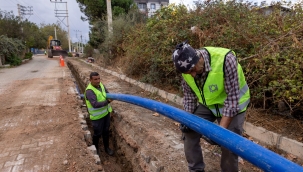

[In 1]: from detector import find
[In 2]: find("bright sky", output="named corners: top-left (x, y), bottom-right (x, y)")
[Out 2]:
top-left (0, 0), bottom-right (89, 43)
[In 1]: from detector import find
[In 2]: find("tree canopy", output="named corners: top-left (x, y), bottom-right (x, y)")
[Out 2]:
top-left (0, 9), bottom-right (69, 50)
top-left (76, 0), bottom-right (134, 22)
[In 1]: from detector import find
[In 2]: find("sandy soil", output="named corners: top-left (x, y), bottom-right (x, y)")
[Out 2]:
top-left (0, 55), bottom-right (301, 172)
top-left (0, 56), bottom-right (100, 172)
top-left (67, 58), bottom-right (268, 172)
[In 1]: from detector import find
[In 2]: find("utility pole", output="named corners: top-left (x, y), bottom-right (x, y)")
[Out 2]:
top-left (17, 4), bottom-right (21, 20)
top-left (50, 0), bottom-right (71, 52)
top-left (74, 30), bottom-right (80, 52)
top-left (17, 4), bottom-right (33, 21)
top-left (106, 0), bottom-right (113, 36)
top-left (54, 27), bottom-right (57, 40)
top-left (80, 34), bottom-right (83, 53)
top-left (106, 0), bottom-right (113, 58)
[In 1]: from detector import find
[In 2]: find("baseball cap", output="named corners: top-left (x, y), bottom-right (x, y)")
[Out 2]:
top-left (172, 41), bottom-right (200, 73)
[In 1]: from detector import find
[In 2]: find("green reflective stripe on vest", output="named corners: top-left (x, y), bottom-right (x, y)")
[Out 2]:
top-left (182, 47), bottom-right (250, 117)
top-left (85, 83), bottom-right (112, 120)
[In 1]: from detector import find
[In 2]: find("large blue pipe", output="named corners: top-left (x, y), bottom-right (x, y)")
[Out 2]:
top-left (107, 93), bottom-right (303, 172)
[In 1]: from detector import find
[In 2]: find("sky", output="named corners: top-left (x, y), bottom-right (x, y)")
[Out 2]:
top-left (0, 0), bottom-right (300, 45)
top-left (0, 0), bottom-right (90, 43)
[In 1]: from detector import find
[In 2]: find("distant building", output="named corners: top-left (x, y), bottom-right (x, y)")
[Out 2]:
top-left (134, 0), bottom-right (169, 17)
top-left (258, 5), bottom-right (292, 16)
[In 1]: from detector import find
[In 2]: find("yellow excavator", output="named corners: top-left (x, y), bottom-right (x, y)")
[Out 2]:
top-left (47, 36), bottom-right (68, 58)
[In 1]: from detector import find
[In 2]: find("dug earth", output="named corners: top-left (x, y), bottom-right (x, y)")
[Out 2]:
top-left (67, 58), bottom-right (277, 172)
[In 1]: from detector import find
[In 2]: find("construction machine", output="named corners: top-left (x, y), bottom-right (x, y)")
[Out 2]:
top-left (47, 36), bottom-right (68, 58)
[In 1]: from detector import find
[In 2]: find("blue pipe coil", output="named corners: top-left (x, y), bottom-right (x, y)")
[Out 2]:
top-left (106, 93), bottom-right (303, 172)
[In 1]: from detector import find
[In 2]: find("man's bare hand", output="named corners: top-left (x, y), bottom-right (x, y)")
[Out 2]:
top-left (219, 116), bottom-right (233, 129)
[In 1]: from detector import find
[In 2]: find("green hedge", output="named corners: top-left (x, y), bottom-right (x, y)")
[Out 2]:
top-left (104, 1), bottom-right (303, 113)
top-left (0, 35), bottom-right (25, 65)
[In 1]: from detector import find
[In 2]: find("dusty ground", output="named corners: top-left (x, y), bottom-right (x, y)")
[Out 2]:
top-left (94, 55), bottom-right (303, 145)
top-left (0, 55), bottom-right (301, 172)
top-left (67, 58), bottom-right (276, 172)
top-left (0, 56), bottom-right (100, 172)
top-left (85, 55), bottom-right (303, 169)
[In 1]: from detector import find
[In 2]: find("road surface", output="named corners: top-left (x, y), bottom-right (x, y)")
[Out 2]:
top-left (0, 55), bottom-right (99, 172)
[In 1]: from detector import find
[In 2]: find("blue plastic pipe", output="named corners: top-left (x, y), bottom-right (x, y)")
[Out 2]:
top-left (107, 93), bottom-right (303, 172)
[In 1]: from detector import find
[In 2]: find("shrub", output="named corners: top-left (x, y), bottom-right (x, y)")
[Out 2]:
top-left (0, 35), bottom-right (25, 64)
top-left (98, 8), bottom-right (146, 63)
top-left (84, 45), bottom-right (94, 57)
top-left (24, 52), bottom-right (33, 59)
top-left (7, 54), bottom-right (21, 66)
top-left (121, 1), bottom-right (303, 113)
top-left (68, 52), bottom-right (73, 57)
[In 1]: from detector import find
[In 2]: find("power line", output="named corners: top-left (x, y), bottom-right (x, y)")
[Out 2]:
top-left (17, 4), bottom-right (33, 21)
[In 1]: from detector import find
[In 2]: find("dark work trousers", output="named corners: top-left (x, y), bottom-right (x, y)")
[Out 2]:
top-left (183, 103), bottom-right (246, 172)
top-left (91, 113), bottom-right (111, 152)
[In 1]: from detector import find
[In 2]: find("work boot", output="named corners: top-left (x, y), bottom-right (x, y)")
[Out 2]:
top-left (93, 136), bottom-right (100, 155)
top-left (103, 134), bottom-right (114, 156)
top-left (105, 147), bottom-right (114, 156)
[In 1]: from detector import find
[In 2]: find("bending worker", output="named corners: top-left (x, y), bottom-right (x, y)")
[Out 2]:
top-left (172, 41), bottom-right (250, 172)
top-left (84, 72), bottom-right (114, 156)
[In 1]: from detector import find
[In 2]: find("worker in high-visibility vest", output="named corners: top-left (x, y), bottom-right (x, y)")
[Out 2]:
top-left (84, 72), bottom-right (114, 156)
top-left (172, 41), bottom-right (250, 172)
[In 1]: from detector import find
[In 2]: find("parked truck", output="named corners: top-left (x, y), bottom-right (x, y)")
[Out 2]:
top-left (47, 36), bottom-right (68, 58)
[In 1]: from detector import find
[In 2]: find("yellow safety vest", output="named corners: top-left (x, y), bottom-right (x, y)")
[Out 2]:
top-left (182, 47), bottom-right (250, 117)
top-left (85, 83), bottom-right (112, 120)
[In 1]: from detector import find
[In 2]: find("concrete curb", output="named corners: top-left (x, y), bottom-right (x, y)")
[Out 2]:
top-left (76, 103), bottom-right (101, 166)
top-left (244, 122), bottom-right (303, 158)
top-left (81, 59), bottom-right (303, 159)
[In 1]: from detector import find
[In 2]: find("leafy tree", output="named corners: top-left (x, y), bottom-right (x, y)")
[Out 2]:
top-left (0, 9), bottom-right (53, 49)
top-left (76, 0), bottom-right (134, 21)
top-left (0, 10), bottom-right (22, 39)
top-left (76, 0), bottom-right (135, 48)
top-left (88, 21), bottom-right (106, 48)
top-left (21, 20), bottom-right (45, 48)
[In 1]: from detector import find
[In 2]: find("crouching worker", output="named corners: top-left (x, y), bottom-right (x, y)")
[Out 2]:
top-left (84, 72), bottom-right (114, 156)
top-left (172, 41), bottom-right (250, 172)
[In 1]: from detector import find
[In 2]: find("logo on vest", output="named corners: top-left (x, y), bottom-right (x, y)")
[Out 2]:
top-left (209, 84), bottom-right (218, 93)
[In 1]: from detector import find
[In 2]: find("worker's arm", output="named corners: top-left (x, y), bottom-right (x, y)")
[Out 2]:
top-left (219, 116), bottom-right (233, 128)
top-left (86, 90), bottom-right (109, 108)
top-left (220, 52), bottom-right (240, 129)
top-left (104, 86), bottom-right (113, 102)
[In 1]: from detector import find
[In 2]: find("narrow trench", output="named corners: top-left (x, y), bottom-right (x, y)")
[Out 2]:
top-left (70, 72), bottom-right (134, 172)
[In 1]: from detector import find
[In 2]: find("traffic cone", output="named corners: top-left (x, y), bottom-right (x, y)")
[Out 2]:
top-left (60, 55), bottom-right (65, 67)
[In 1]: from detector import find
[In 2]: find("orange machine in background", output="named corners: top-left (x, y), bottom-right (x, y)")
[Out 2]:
top-left (47, 36), bottom-right (68, 58)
